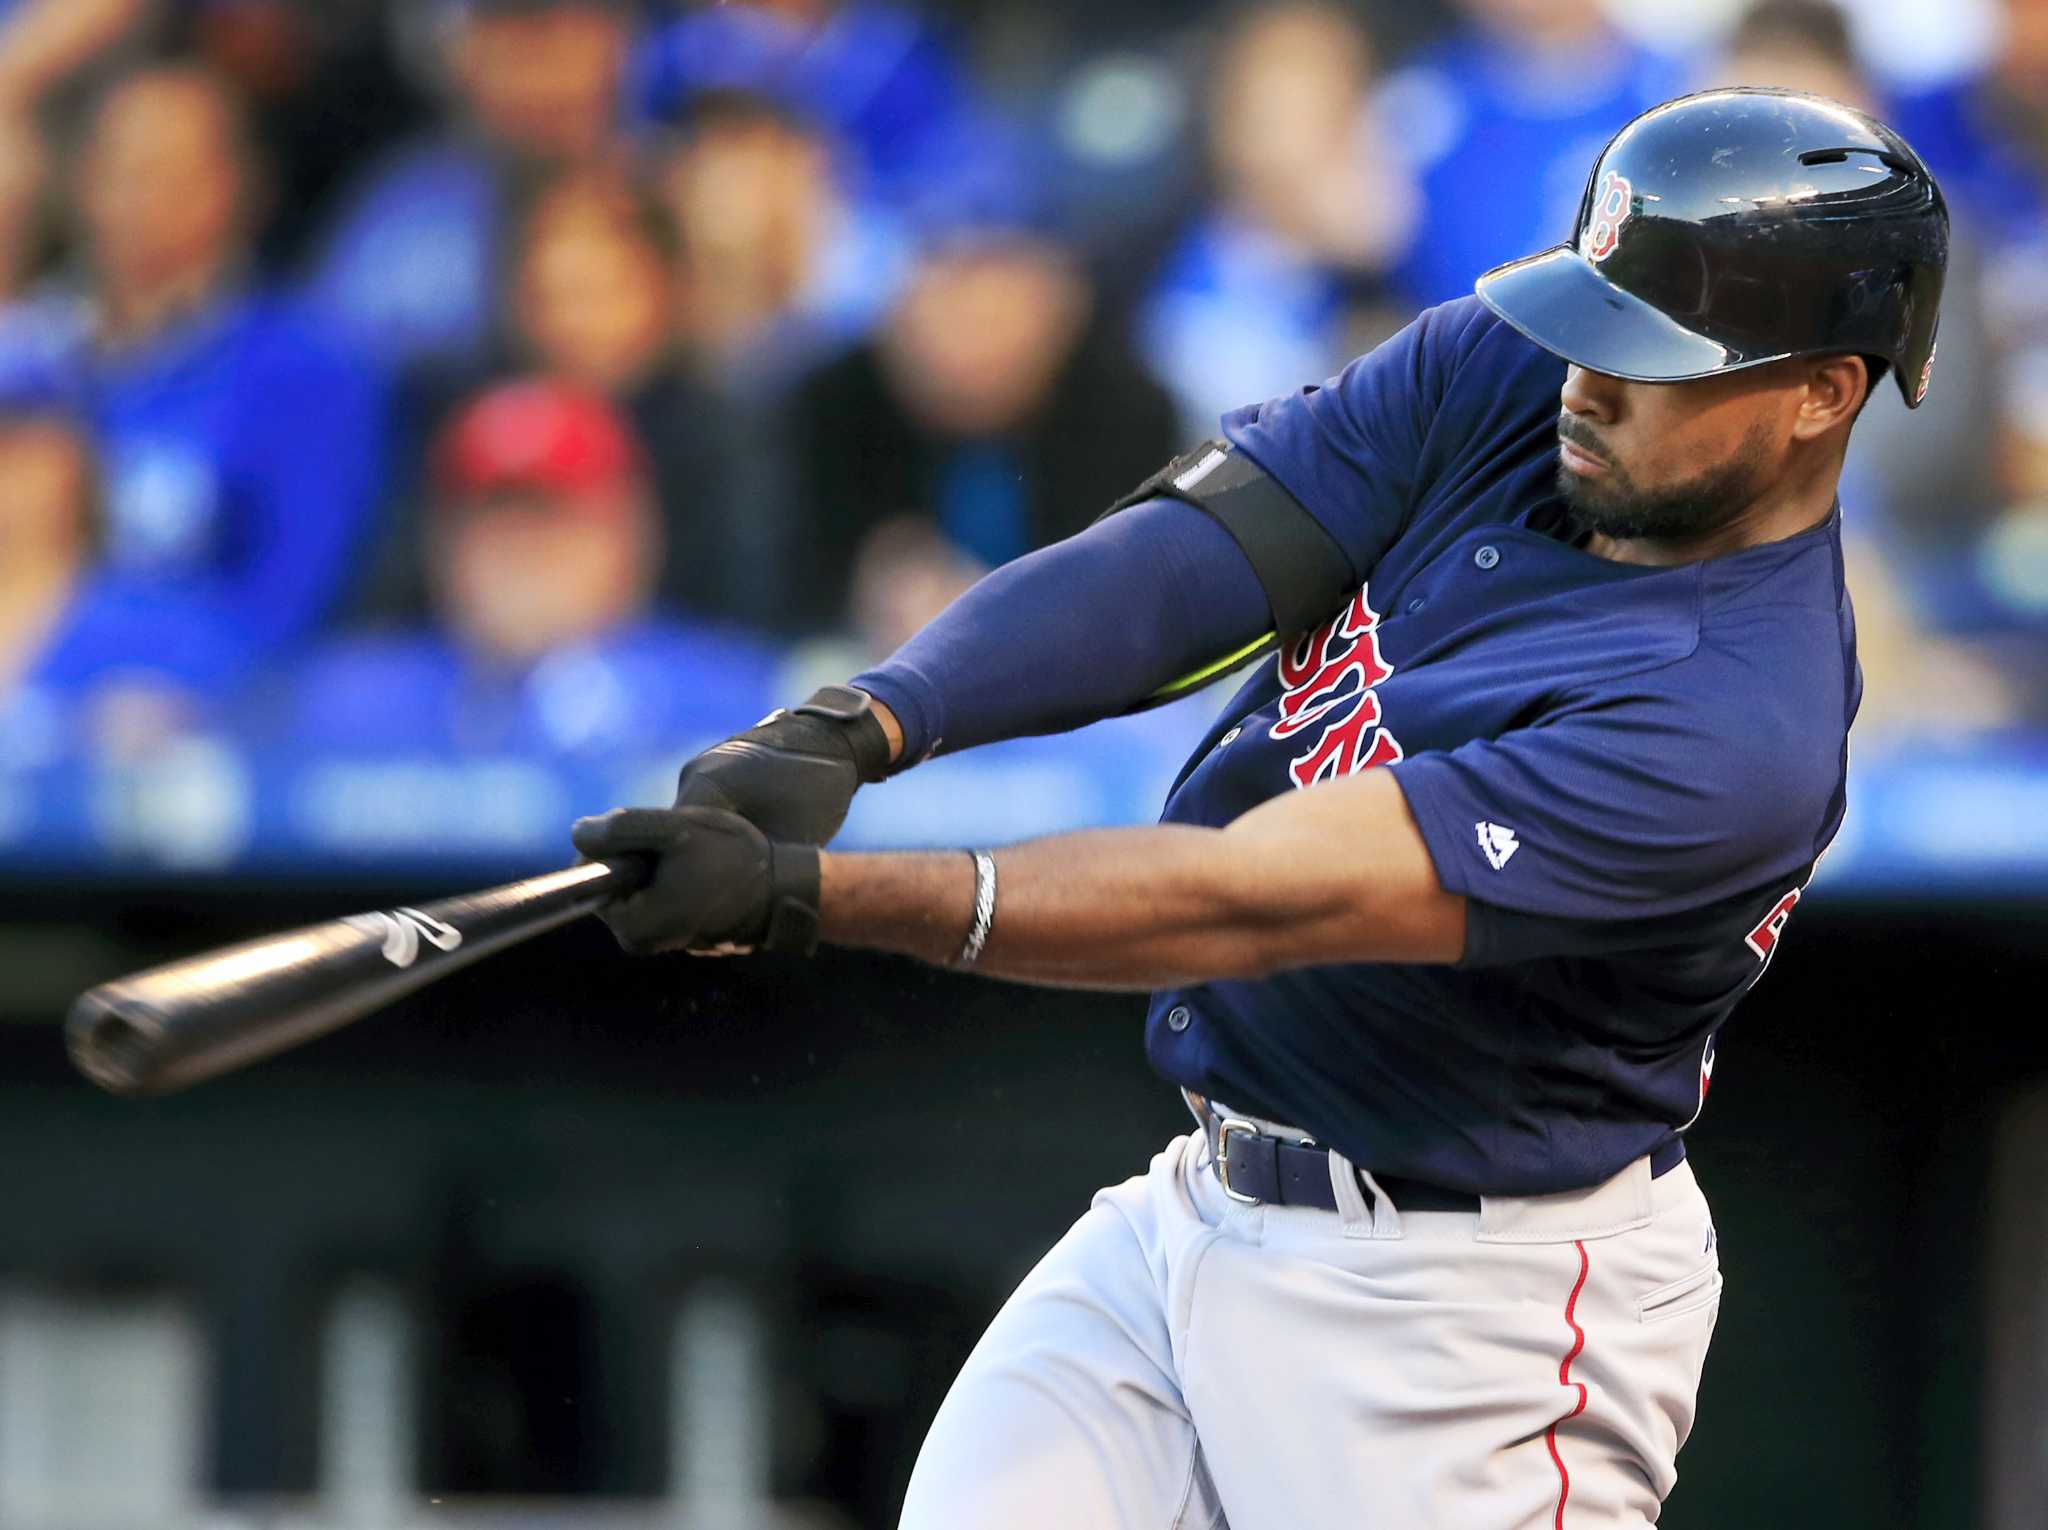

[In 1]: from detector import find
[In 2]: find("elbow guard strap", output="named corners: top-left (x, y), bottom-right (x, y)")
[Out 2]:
top-left (1102, 441), bottom-right (1357, 638)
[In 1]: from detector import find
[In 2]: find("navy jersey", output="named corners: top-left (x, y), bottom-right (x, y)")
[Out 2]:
top-left (1146, 296), bottom-right (1858, 1196)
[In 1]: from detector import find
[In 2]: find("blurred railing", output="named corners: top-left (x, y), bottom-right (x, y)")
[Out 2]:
top-left (0, 1276), bottom-right (847, 1530)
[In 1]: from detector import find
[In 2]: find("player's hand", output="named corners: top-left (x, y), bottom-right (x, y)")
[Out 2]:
top-left (571, 806), bottom-right (822, 956)
top-left (672, 685), bottom-right (892, 845)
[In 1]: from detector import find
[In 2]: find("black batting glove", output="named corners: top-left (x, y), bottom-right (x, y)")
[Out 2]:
top-left (570, 806), bottom-right (822, 956)
top-left (673, 685), bottom-right (892, 846)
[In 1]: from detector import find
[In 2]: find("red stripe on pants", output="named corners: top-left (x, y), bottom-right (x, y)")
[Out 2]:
top-left (1545, 1239), bottom-right (1591, 1528)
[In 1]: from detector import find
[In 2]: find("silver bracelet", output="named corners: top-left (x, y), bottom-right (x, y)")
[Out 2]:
top-left (957, 850), bottom-right (998, 967)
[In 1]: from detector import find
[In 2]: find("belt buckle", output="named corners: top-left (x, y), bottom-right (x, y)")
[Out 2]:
top-left (1214, 1117), bottom-right (1263, 1205)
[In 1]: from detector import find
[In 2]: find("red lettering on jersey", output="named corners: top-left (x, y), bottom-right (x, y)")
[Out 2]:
top-left (1744, 888), bottom-right (1802, 962)
top-left (1269, 585), bottom-right (1405, 788)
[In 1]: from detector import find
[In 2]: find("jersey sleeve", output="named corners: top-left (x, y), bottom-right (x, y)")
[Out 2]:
top-left (1390, 676), bottom-right (1839, 966)
top-left (1220, 297), bottom-right (1493, 579)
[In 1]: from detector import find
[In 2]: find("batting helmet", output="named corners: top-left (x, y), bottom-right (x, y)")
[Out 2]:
top-left (1476, 88), bottom-right (1948, 408)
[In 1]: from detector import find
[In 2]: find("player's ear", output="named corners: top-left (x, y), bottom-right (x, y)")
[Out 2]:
top-left (1791, 355), bottom-right (1869, 441)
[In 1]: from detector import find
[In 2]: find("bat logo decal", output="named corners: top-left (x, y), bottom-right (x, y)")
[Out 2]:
top-left (345, 908), bottom-right (464, 968)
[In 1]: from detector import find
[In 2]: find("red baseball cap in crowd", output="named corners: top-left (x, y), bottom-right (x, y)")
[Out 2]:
top-left (434, 378), bottom-right (647, 508)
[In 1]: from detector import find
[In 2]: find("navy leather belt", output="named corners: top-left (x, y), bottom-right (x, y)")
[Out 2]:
top-left (1194, 1099), bottom-right (1685, 1214)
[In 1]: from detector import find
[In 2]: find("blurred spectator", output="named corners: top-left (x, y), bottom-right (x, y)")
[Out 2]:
top-left (1857, 0), bottom-right (2048, 633)
top-left (175, 0), bottom-right (429, 266)
top-left (1605, 0), bottom-right (2004, 89)
top-left (0, 417), bottom-right (96, 704)
top-left (0, 0), bottom-right (151, 115)
top-left (0, 110), bottom-right (80, 416)
top-left (292, 379), bottom-right (777, 756)
top-left (845, 512), bottom-right (982, 659)
top-left (656, 90), bottom-right (908, 397)
top-left (1693, 0), bottom-right (2032, 728)
top-left (514, 171), bottom-right (677, 400)
top-left (39, 64), bottom-right (385, 670)
top-left (631, 0), bottom-right (989, 217)
top-left (1706, 0), bottom-right (2005, 550)
top-left (1377, 0), bottom-right (1679, 306)
top-left (0, 106), bottom-right (47, 301)
top-left (789, 214), bottom-right (1179, 631)
top-left (1887, 0), bottom-right (2048, 239)
top-left (310, 0), bottom-right (631, 374)
top-left (1838, 526), bottom-right (2023, 747)
top-left (1711, 0), bottom-right (1866, 100)
top-left (509, 169), bottom-right (790, 624)
top-left (1139, 2), bottom-right (1415, 438)
top-left (0, 410), bottom-right (238, 769)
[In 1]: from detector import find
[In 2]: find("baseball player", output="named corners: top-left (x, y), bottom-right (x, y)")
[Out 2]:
top-left (573, 89), bottom-right (1947, 1526)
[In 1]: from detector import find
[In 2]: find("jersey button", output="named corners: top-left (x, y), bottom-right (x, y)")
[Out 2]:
top-left (1474, 545), bottom-right (1501, 570)
top-left (1166, 1005), bottom-right (1192, 1033)
top-left (1405, 596), bottom-right (1426, 614)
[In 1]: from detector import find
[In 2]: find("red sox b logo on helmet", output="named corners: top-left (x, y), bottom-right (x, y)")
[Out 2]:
top-left (1270, 586), bottom-right (1405, 788)
top-left (1582, 170), bottom-right (1634, 263)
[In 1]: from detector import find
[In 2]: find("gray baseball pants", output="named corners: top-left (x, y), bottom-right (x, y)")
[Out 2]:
top-left (900, 1123), bottom-right (1721, 1528)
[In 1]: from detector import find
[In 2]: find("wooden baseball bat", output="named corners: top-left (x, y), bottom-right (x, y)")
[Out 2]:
top-left (66, 858), bottom-right (650, 1097)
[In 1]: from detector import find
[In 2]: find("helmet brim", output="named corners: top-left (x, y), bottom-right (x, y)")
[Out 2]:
top-left (1475, 246), bottom-right (1785, 384)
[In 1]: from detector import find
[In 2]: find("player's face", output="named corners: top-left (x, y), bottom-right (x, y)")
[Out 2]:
top-left (1554, 363), bottom-right (1808, 541)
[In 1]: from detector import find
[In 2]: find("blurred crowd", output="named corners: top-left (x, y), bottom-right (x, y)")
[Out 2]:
top-left (0, 0), bottom-right (2044, 778)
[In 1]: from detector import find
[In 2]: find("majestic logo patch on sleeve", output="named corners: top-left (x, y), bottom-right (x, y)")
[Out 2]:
top-left (1582, 170), bottom-right (1634, 263)
top-left (1475, 821), bottom-right (1520, 870)
top-left (1269, 586), bottom-right (1404, 787)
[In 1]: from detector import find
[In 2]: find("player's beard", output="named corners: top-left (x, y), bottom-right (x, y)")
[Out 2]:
top-left (1556, 414), bottom-right (1775, 543)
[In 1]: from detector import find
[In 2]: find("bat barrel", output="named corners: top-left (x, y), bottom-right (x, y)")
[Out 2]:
top-left (67, 857), bottom-right (647, 1097)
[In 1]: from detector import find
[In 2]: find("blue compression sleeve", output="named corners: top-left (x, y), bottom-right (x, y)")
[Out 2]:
top-left (851, 496), bottom-right (1271, 765)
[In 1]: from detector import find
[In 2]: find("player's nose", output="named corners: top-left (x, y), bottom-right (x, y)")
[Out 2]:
top-left (1560, 364), bottom-right (1622, 424)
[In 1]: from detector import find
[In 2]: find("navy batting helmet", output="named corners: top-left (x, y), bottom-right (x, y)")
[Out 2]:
top-left (1476, 88), bottom-right (1949, 408)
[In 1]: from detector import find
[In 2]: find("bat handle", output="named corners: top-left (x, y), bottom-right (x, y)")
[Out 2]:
top-left (592, 854), bottom-right (654, 898)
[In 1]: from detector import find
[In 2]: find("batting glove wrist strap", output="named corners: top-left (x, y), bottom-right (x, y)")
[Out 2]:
top-left (672, 688), bottom-right (888, 846)
top-left (762, 842), bottom-right (822, 956)
top-left (792, 686), bottom-right (893, 783)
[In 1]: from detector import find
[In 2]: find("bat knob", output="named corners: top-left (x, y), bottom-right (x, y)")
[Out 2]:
top-left (66, 992), bottom-right (163, 1097)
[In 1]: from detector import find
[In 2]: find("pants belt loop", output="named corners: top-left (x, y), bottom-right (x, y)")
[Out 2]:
top-left (1326, 1145), bottom-right (1375, 1237)
top-left (1355, 1167), bottom-right (1406, 1239)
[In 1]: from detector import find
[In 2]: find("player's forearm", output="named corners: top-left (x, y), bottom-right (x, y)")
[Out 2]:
top-left (819, 768), bottom-right (1463, 983)
top-left (820, 829), bottom-right (1277, 989)
top-left (819, 823), bottom-right (1409, 990)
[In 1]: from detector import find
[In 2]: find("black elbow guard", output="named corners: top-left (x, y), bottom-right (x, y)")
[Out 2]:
top-left (1102, 440), bottom-right (1357, 637)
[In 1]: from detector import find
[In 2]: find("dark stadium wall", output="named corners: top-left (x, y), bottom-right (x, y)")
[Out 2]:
top-left (0, 888), bottom-right (2037, 1527)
